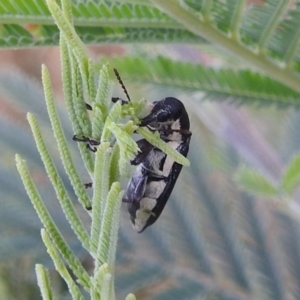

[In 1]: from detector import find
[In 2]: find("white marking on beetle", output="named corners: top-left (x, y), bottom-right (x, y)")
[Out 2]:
top-left (132, 140), bottom-right (182, 231)
top-left (133, 197), bottom-right (157, 232)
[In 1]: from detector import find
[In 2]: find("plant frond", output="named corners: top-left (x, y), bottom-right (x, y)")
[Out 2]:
top-left (108, 56), bottom-right (300, 107)
top-left (35, 264), bottom-right (54, 300)
top-left (27, 113), bottom-right (90, 250)
top-left (15, 154), bottom-right (91, 290)
top-left (235, 167), bottom-right (277, 198)
top-left (3, 69), bottom-right (300, 299)
top-left (90, 142), bottom-right (111, 256)
top-left (0, 1), bottom-right (174, 28)
top-left (152, 0), bottom-right (300, 93)
top-left (0, 0), bottom-right (205, 48)
top-left (41, 229), bottom-right (84, 300)
top-left (269, 1), bottom-right (300, 65)
top-left (2, 0), bottom-right (300, 96)
top-left (280, 152), bottom-right (300, 196)
top-left (211, 0), bottom-right (245, 34)
top-left (234, 194), bottom-right (287, 300)
top-left (5, 1), bottom-right (300, 299)
top-left (0, 24), bottom-right (204, 47)
top-left (240, 0), bottom-right (284, 46)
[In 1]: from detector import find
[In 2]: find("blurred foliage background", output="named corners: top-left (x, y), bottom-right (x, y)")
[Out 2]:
top-left (2, 0), bottom-right (300, 299)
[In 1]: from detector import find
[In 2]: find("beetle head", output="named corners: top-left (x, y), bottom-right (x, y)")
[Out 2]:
top-left (140, 97), bottom-right (190, 131)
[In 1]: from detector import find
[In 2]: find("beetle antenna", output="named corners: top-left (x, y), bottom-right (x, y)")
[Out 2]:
top-left (113, 68), bottom-right (131, 102)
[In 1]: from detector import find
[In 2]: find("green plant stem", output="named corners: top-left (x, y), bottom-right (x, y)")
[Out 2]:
top-left (41, 229), bottom-right (85, 300)
top-left (59, 36), bottom-right (94, 174)
top-left (0, 17), bottom-right (181, 29)
top-left (151, 0), bottom-right (300, 94)
top-left (46, 0), bottom-right (87, 61)
top-left (110, 0), bottom-right (153, 5)
top-left (96, 182), bottom-right (123, 271)
top-left (41, 65), bottom-right (92, 211)
top-left (202, 0), bottom-right (213, 21)
top-left (126, 294), bottom-right (137, 300)
top-left (27, 113), bottom-right (90, 251)
top-left (284, 27), bottom-right (300, 68)
top-left (15, 155), bottom-right (91, 290)
top-left (258, 0), bottom-right (290, 52)
top-left (61, 0), bottom-right (73, 22)
top-left (90, 142), bottom-right (111, 256)
top-left (229, 0), bottom-right (246, 39)
top-left (35, 264), bottom-right (54, 300)
top-left (137, 127), bottom-right (190, 166)
top-left (91, 263), bottom-right (109, 300)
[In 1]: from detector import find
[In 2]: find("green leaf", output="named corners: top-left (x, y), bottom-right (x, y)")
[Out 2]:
top-left (281, 153), bottom-right (300, 195)
top-left (152, 0), bottom-right (300, 94)
top-left (235, 167), bottom-right (277, 197)
top-left (90, 142), bottom-right (111, 256)
top-left (27, 113), bottom-right (90, 251)
top-left (8, 1), bottom-right (300, 299)
top-left (41, 64), bottom-right (92, 216)
top-left (125, 294), bottom-right (137, 300)
top-left (108, 56), bottom-right (300, 107)
top-left (35, 265), bottom-right (54, 300)
top-left (137, 127), bottom-right (190, 166)
top-left (41, 229), bottom-right (84, 300)
top-left (15, 154), bottom-right (91, 290)
top-left (91, 263), bottom-right (112, 300)
top-left (0, 1), bottom-right (203, 48)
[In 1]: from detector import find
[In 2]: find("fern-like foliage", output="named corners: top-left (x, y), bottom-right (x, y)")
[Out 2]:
top-left (106, 56), bottom-right (300, 107)
top-left (0, 1), bottom-right (204, 47)
top-left (5, 91), bottom-right (300, 299)
top-left (2, 0), bottom-right (300, 96)
top-left (3, 0), bottom-right (300, 300)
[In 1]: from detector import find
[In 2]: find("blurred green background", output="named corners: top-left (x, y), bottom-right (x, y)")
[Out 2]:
top-left (0, 44), bottom-right (298, 300)
top-left (2, 0), bottom-right (300, 299)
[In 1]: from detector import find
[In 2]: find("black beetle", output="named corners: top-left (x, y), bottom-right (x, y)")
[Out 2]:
top-left (123, 97), bottom-right (191, 232)
top-left (73, 69), bottom-right (192, 232)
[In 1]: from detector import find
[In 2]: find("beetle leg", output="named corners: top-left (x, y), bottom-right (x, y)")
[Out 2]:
top-left (73, 135), bottom-right (100, 152)
top-left (82, 183), bottom-right (93, 210)
top-left (172, 129), bottom-right (192, 137)
top-left (87, 97), bottom-right (128, 110)
top-left (122, 197), bottom-right (131, 203)
top-left (143, 209), bottom-right (156, 217)
top-left (73, 135), bottom-right (100, 145)
top-left (73, 135), bottom-right (90, 142)
top-left (142, 166), bottom-right (168, 181)
top-left (131, 139), bottom-right (154, 165)
top-left (84, 182), bottom-right (93, 188)
top-left (148, 173), bottom-right (168, 181)
top-left (163, 128), bottom-right (192, 137)
top-left (112, 97), bottom-right (128, 105)
top-left (86, 144), bottom-right (97, 153)
top-left (87, 138), bottom-right (101, 152)
top-left (86, 103), bottom-right (92, 110)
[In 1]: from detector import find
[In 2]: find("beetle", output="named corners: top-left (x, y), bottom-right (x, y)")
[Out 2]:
top-left (123, 97), bottom-right (191, 232)
top-left (72, 69), bottom-right (191, 232)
